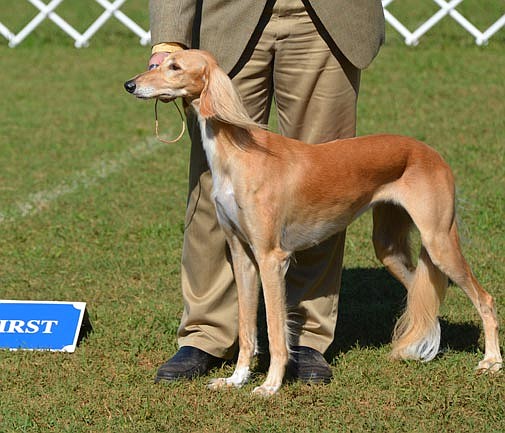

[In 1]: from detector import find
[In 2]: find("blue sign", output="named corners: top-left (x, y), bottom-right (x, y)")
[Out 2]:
top-left (0, 300), bottom-right (86, 352)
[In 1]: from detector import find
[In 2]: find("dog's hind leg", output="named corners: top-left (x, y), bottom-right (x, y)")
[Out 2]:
top-left (390, 169), bottom-right (452, 362)
top-left (373, 203), bottom-right (416, 290)
top-left (208, 235), bottom-right (260, 390)
top-left (421, 221), bottom-right (502, 372)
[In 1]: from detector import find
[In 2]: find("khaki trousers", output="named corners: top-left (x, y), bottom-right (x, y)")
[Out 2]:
top-left (178, 2), bottom-right (360, 359)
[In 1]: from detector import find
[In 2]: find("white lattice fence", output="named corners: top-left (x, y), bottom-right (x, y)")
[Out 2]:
top-left (383, 0), bottom-right (505, 45)
top-left (0, 0), bottom-right (504, 47)
top-left (0, 0), bottom-right (150, 48)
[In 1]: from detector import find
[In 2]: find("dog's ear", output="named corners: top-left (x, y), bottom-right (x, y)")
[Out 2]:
top-left (199, 61), bottom-right (240, 120)
top-left (199, 67), bottom-right (215, 119)
top-left (197, 59), bottom-right (261, 131)
top-left (197, 64), bottom-right (246, 122)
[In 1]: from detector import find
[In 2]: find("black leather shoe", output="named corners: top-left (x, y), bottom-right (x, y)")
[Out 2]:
top-left (155, 346), bottom-right (224, 382)
top-left (287, 346), bottom-right (332, 384)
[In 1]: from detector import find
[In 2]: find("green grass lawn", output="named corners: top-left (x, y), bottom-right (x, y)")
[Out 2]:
top-left (0, 2), bottom-right (504, 432)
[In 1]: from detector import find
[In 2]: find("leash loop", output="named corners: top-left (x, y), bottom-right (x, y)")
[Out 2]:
top-left (155, 98), bottom-right (186, 144)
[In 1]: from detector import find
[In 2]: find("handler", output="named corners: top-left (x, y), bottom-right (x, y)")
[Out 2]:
top-left (149, 0), bottom-right (385, 383)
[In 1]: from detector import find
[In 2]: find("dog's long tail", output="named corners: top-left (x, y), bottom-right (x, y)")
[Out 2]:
top-left (373, 202), bottom-right (448, 361)
top-left (391, 245), bottom-right (448, 361)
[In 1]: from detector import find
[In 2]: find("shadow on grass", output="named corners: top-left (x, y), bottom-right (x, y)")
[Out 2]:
top-left (255, 267), bottom-right (481, 371)
top-left (326, 267), bottom-right (481, 361)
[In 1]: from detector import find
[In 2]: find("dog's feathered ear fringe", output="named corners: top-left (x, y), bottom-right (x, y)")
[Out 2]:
top-left (199, 64), bottom-right (265, 131)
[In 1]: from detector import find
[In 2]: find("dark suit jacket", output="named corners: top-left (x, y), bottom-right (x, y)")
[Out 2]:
top-left (150, 0), bottom-right (385, 73)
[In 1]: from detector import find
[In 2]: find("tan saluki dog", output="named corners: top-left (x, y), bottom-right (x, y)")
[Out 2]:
top-left (125, 50), bottom-right (502, 396)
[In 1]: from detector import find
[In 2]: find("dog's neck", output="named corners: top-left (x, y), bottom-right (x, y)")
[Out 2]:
top-left (192, 102), bottom-right (261, 164)
top-left (194, 112), bottom-right (240, 173)
top-left (196, 113), bottom-right (221, 170)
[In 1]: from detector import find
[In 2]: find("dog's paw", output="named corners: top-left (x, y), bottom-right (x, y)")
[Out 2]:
top-left (208, 377), bottom-right (233, 390)
top-left (251, 384), bottom-right (279, 397)
top-left (476, 358), bottom-right (502, 374)
top-left (208, 366), bottom-right (250, 390)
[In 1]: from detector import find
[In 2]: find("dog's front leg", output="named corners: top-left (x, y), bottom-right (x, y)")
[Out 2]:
top-left (208, 235), bottom-right (259, 390)
top-left (253, 248), bottom-right (291, 396)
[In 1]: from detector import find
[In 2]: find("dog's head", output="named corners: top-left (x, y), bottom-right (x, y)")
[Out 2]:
top-left (124, 50), bottom-right (217, 103)
top-left (125, 50), bottom-right (259, 131)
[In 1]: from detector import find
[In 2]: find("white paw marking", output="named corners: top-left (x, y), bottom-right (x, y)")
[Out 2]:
top-left (208, 367), bottom-right (250, 390)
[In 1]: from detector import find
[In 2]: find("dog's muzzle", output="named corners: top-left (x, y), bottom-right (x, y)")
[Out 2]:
top-left (124, 80), bottom-right (136, 94)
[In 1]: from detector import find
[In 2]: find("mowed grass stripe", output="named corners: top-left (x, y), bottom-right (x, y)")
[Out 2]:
top-left (0, 134), bottom-right (178, 223)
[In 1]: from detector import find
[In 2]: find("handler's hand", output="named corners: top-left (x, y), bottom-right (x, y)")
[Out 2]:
top-left (148, 52), bottom-right (170, 71)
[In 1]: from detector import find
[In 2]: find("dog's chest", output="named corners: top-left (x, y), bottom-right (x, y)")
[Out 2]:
top-left (212, 176), bottom-right (243, 235)
top-left (198, 116), bottom-right (245, 237)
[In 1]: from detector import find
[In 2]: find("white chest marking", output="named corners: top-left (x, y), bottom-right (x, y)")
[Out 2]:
top-left (197, 115), bottom-right (244, 237)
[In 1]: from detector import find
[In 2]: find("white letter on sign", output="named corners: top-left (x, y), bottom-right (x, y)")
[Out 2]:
top-left (0, 320), bottom-right (8, 333)
top-left (41, 320), bottom-right (58, 333)
top-left (7, 320), bottom-right (25, 333)
top-left (25, 320), bottom-right (41, 334)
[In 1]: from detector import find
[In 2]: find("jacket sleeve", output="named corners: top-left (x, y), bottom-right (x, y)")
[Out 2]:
top-left (149, 0), bottom-right (197, 48)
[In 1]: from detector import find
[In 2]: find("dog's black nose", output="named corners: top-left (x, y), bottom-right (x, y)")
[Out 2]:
top-left (124, 80), bottom-right (136, 93)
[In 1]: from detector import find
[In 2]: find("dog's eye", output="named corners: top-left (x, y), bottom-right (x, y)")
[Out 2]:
top-left (169, 63), bottom-right (181, 71)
